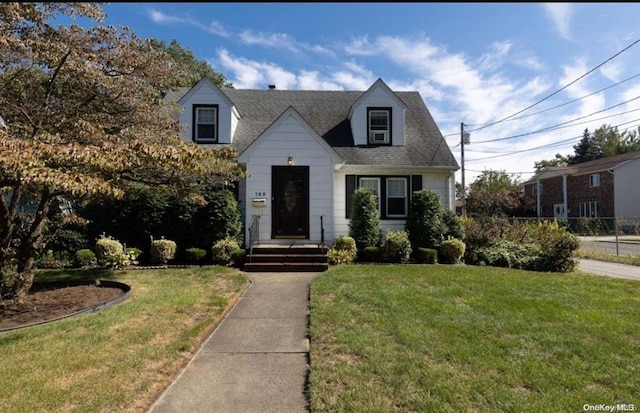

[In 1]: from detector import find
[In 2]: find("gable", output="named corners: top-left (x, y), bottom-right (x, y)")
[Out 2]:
top-left (237, 106), bottom-right (342, 165)
top-left (176, 77), bottom-right (240, 145)
top-left (348, 78), bottom-right (409, 147)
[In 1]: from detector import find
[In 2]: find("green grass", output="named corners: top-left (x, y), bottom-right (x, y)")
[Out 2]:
top-left (309, 264), bottom-right (640, 412)
top-left (0, 267), bottom-right (249, 413)
top-left (576, 248), bottom-right (640, 266)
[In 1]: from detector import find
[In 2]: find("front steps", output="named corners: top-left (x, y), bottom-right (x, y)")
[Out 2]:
top-left (243, 243), bottom-right (329, 272)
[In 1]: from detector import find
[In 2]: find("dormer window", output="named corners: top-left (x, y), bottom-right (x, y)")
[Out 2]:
top-left (193, 104), bottom-right (218, 143)
top-left (368, 107), bottom-right (391, 145)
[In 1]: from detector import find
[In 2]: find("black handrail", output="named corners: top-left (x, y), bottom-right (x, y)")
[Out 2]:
top-left (320, 215), bottom-right (325, 248)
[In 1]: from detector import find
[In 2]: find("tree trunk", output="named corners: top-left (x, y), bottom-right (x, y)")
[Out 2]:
top-left (13, 193), bottom-right (51, 300)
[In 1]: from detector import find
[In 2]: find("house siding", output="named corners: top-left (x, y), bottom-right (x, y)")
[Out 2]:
top-left (567, 172), bottom-right (614, 218)
top-left (615, 160), bottom-right (640, 219)
top-left (241, 114), bottom-right (336, 244)
top-left (334, 167), bottom-right (453, 241)
top-left (178, 83), bottom-right (235, 144)
top-left (350, 86), bottom-right (406, 146)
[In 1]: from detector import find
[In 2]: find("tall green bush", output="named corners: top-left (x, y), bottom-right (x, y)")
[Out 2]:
top-left (384, 230), bottom-right (412, 263)
top-left (150, 238), bottom-right (177, 265)
top-left (197, 189), bottom-right (243, 246)
top-left (349, 188), bottom-right (382, 251)
top-left (405, 189), bottom-right (446, 249)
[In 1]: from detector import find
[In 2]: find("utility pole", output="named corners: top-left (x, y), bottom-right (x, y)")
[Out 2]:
top-left (460, 123), bottom-right (471, 218)
top-left (460, 122), bottom-right (467, 218)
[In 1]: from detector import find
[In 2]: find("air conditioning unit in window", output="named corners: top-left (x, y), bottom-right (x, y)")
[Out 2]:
top-left (370, 131), bottom-right (388, 142)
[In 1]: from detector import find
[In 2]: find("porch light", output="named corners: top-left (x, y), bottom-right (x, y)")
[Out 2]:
top-left (287, 156), bottom-right (294, 166)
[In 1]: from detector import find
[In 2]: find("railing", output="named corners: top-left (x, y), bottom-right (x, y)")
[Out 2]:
top-left (248, 215), bottom-right (260, 263)
top-left (320, 215), bottom-right (325, 248)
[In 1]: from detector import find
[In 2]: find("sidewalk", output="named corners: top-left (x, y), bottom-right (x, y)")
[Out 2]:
top-left (577, 258), bottom-right (640, 282)
top-left (148, 272), bottom-right (320, 413)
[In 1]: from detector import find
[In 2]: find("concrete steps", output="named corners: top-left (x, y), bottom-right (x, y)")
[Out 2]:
top-left (244, 244), bottom-right (329, 272)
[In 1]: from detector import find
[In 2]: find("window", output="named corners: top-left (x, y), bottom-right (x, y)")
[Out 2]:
top-left (192, 104), bottom-right (218, 142)
top-left (386, 178), bottom-right (408, 217)
top-left (580, 201), bottom-right (598, 218)
top-left (359, 177), bottom-right (380, 211)
top-left (368, 107), bottom-right (391, 144)
top-left (589, 173), bottom-right (600, 187)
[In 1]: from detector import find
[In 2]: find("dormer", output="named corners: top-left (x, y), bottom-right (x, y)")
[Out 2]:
top-left (177, 77), bottom-right (240, 145)
top-left (348, 78), bottom-right (408, 146)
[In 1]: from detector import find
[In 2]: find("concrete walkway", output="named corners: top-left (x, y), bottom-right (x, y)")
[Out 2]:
top-left (577, 258), bottom-right (640, 282)
top-left (148, 272), bottom-right (320, 413)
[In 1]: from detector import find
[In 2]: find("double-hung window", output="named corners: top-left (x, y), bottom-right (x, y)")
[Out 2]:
top-left (589, 173), bottom-right (600, 187)
top-left (368, 107), bottom-right (391, 144)
top-left (192, 104), bottom-right (218, 143)
top-left (359, 177), bottom-right (380, 211)
top-left (580, 201), bottom-right (598, 218)
top-left (386, 177), bottom-right (408, 217)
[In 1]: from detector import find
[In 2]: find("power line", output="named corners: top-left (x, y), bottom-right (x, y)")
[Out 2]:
top-left (464, 118), bottom-right (640, 163)
top-left (467, 37), bottom-right (640, 133)
top-left (473, 95), bottom-right (640, 144)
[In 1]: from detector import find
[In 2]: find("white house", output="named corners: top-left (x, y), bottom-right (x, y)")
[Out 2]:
top-left (169, 77), bottom-right (459, 249)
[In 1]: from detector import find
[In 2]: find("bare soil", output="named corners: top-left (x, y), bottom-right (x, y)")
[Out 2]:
top-left (0, 284), bottom-right (125, 330)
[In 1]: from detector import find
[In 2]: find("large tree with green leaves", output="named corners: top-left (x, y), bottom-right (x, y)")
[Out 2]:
top-left (0, 3), bottom-right (243, 302)
top-left (465, 170), bottom-right (526, 218)
top-left (148, 38), bottom-right (232, 88)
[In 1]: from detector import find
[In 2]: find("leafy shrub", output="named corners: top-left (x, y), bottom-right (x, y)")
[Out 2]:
top-left (384, 230), bottom-right (412, 263)
top-left (230, 248), bottom-right (246, 266)
top-left (328, 248), bottom-right (356, 265)
top-left (36, 250), bottom-right (70, 269)
top-left (359, 246), bottom-right (383, 263)
top-left (439, 238), bottom-right (466, 264)
top-left (405, 189), bottom-right (446, 249)
top-left (528, 220), bottom-right (580, 272)
top-left (414, 247), bottom-right (437, 264)
top-left (442, 208), bottom-right (465, 240)
top-left (349, 188), bottom-right (382, 251)
top-left (47, 228), bottom-right (90, 257)
top-left (211, 236), bottom-right (240, 265)
top-left (95, 235), bottom-right (125, 267)
top-left (75, 249), bottom-right (97, 267)
top-left (198, 189), bottom-right (243, 246)
top-left (330, 236), bottom-right (357, 264)
top-left (126, 247), bottom-right (143, 261)
top-left (185, 247), bottom-right (207, 263)
top-left (150, 238), bottom-right (177, 265)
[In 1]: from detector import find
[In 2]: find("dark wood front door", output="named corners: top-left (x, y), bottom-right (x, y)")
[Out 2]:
top-left (272, 166), bottom-right (309, 239)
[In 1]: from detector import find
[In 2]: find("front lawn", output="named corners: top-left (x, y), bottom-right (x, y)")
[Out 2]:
top-left (309, 264), bottom-right (640, 412)
top-left (0, 267), bottom-right (249, 413)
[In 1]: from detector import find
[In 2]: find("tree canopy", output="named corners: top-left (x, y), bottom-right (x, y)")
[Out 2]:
top-left (0, 3), bottom-right (243, 301)
top-left (535, 124), bottom-right (640, 172)
top-left (465, 170), bottom-right (529, 218)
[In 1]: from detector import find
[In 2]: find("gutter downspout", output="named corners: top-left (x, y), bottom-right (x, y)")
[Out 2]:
top-left (562, 174), bottom-right (568, 221)
top-left (536, 179), bottom-right (541, 218)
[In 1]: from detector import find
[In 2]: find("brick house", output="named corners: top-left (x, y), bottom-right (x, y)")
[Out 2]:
top-left (523, 151), bottom-right (640, 220)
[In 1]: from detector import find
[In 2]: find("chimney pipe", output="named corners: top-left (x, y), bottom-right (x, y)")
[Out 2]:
top-left (268, 84), bottom-right (276, 90)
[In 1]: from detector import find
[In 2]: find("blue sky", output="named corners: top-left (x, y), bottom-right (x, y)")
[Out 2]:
top-left (94, 2), bottom-right (640, 185)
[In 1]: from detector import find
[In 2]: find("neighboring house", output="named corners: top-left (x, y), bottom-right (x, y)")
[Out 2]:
top-left (168, 77), bottom-right (459, 247)
top-left (523, 151), bottom-right (640, 221)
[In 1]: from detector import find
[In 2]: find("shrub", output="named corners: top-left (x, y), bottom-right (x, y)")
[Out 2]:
top-left (439, 238), bottom-right (466, 264)
top-left (405, 189), bottom-right (446, 249)
top-left (211, 236), bottom-right (240, 265)
top-left (95, 235), bottom-right (125, 267)
top-left (528, 220), bottom-right (580, 272)
top-left (414, 247), bottom-right (437, 264)
top-left (328, 248), bottom-right (356, 265)
top-left (126, 247), bottom-right (143, 261)
top-left (75, 249), bottom-right (97, 267)
top-left (349, 188), bottom-right (382, 251)
top-left (150, 238), bottom-right (177, 265)
top-left (47, 228), bottom-right (90, 257)
top-left (198, 189), bottom-right (243, 246)
top-left (384, 230), bottom-right (412, 263)
top-left (330, 236), bottom-right (357, 263)
top-left (359, 246), bottom-right (383, 263)
top-left (36, 250), bottom-right (70, 269)
top-left (230, 248), bottom-right (246, 266)
top-left (185, 247), bottom-right (207, 263)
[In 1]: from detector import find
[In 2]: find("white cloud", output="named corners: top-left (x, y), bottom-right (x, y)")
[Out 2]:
top-left (146, 9), bottom-right (230, 37)
top-left (239, 30), bottom-right (299, 53)
top-left (542, 3), bottom-right (574, 40)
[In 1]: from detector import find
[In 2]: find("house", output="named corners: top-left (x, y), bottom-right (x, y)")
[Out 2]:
top-left (523, 151), bottom-right (640, 222)
top-left (169, 77), bottom-right (459, 249)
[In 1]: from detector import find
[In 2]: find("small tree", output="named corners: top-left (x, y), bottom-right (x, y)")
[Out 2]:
top-left (349, 188), bottom-right (382, 251)
top-left (405, 189), bottom-right (446, 250)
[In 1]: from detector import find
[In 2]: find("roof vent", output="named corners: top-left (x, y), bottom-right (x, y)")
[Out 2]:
top-left (268, 84), bottom-right (276, 90)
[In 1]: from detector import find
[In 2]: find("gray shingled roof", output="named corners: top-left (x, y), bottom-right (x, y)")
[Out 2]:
top-left (170, 86), bottom-right (459, 169)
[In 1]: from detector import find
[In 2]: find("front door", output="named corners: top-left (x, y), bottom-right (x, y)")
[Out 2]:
top-left (272, 166), bottom-right (309, 239)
